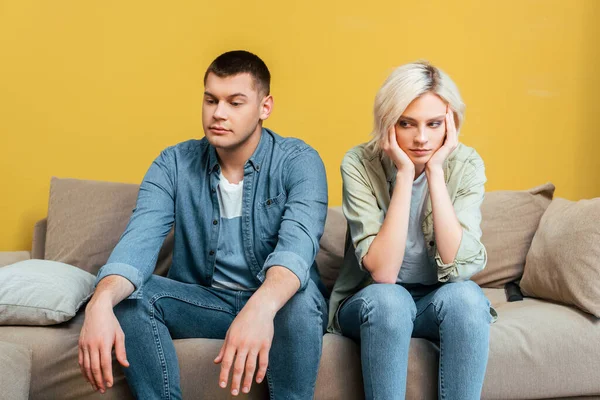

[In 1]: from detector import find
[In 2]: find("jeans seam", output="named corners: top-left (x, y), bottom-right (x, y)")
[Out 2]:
top-left (149, 292), bottom-right (235, 315)
top-left (266, 368), bottom-right (274, 400)
top-left (149, 302), bottom-right (171, 400)
top-left (361, 298), bottom-right (376, 400)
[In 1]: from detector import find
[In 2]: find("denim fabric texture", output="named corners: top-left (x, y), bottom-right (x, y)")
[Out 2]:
top-left (338, 280), bottom-right (492, 400)
top-left (116, 275), bottom-right (328, 399)
top-left (96, 128), bottom-right (329, 297)
top-left (95, 128), bottom-right (329, 399)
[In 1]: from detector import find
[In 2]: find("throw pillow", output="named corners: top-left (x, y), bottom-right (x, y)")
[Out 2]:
top-left (0, 259), bottom-right (95, 325)
top-left (471, 183), bottom-right (555, 288)
top-left (520, 198), bottom-right (600, 317)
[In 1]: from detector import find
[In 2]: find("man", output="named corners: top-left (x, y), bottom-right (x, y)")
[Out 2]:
top-left (78, 50), bottom-right (329, 399)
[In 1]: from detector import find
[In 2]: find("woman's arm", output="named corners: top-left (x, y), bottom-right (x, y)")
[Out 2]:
top-left (426, 166), bottom-right (462, 264)
top-left (362, 170), bottom-right (413, 283)
top-left (426, 107), bottom-right (487, 281)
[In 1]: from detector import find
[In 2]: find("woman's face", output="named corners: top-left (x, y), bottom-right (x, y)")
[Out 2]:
top-left (395, 92), bottom-right (449, 167)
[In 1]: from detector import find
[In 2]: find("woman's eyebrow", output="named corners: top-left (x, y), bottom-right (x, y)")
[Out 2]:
top-left (400, 115), bottom-right (446, 122)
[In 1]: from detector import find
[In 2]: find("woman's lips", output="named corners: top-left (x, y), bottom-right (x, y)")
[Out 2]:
top-left (410, 149), bottom-right (431, 156)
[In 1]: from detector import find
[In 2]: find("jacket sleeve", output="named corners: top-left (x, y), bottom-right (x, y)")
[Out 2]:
top-left (436, 156), bottom-right (488, 282)
top-left (340, 152), bottom-right (385, 271)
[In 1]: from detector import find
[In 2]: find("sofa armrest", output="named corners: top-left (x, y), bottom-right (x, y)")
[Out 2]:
top-left (0, 251), bottom-right (31, 268)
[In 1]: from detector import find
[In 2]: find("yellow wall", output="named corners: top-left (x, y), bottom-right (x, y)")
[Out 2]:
top-left (1, 0), bottom-right (599, 251)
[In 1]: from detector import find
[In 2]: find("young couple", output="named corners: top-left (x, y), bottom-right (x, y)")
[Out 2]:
top-left (78, 50), bottom-right (494, 400)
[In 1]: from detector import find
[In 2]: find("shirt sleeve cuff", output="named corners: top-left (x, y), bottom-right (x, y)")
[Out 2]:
top-left (355, 236), bottom-right (376, 271)
top-left (95, 263), bottom-right (144, 299)
top-left (435, 232), bottom-right (487, 283)
top-left (259, 251), bottom-right (310, 291)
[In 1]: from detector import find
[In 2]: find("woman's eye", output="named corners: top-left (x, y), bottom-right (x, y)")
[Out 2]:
top-left (398, 121), bottom-right (411, 128)
top-left (429, 121), bottom-right (442, 128)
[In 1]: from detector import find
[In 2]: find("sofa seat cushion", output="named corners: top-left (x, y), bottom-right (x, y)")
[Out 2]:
top-left (0, 341), bottom-right (32, 400)
top-left (0, 312), bottom-right (133, 400)
top-left (3, 293), bottom-right (598, 400)
top-left (482, 288), bottom-right (600, 399)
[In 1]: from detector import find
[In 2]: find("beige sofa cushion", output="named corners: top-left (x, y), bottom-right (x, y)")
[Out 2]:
top-left (0, 260), bottom-right (95, 325)
top-left (471, 183), bottom-right (555, 288)
top-left (44, 177), bottom-right (173, 276)
top-left (0, 341), bottom-right (31, 400)
top-left (520, 197), bottom-right (600, 317)
top-left (0, 251), bottom-right (30, 267)
top-left (482, 288), bottom-right (600, 399)
top-left (316, 207), bottom-right (347, 292)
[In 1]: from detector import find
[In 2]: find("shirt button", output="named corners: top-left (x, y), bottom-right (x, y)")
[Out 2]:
top-left (256, 165), bottom-right (260, 171)
top-left (213, 219), bottom-right (218, 225)
top-left (266, 199), bottom-right (272, 206)
top-left (429, 241), bottom-right (435, 247)
top-left (209, 250), bottom-right (215, 256)
top-left (211, 188), bottom-right (216, 193)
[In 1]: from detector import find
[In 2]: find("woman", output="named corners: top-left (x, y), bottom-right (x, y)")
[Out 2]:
top-left (328, 61), bottom-right (496, 400)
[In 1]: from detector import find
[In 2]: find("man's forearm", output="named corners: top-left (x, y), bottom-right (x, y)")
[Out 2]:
top-left (88, 275), bottom-right (135, 310)
top-left (246, 266), bottom-right (300, 317)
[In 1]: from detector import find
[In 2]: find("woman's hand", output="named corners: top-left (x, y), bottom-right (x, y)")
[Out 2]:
top-left (381, 124), bottom-right (414, 175)
top-left (426, 105), bottom-right (458, 172)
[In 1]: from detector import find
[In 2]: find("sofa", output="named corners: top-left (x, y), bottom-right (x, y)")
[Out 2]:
top-left (1, 177), bottom-right (599, 400)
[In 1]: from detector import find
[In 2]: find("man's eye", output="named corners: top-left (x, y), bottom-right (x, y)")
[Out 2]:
top-left (231, 102), bottom-right (241, 107)
top-left (205, 99), bottom-right (216, 104)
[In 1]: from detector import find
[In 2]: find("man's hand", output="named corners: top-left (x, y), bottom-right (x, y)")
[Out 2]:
top-left (78, 276), bottom-right (134, 394)
top-left (426, 105), bottom-right (458, 172)
top-left (214, 302), bottom-right (275, 396)
top-left (78, 300), bottom-right (130, 393)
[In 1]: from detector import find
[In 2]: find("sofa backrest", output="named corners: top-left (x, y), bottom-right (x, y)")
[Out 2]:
top-left (33, 177), bottom-right (556, 293)
top-left (34, 177), bottom-right (348, 293)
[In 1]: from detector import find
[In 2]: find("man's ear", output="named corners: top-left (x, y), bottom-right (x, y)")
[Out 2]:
top-left (259, 95), bottom-right (273, 121)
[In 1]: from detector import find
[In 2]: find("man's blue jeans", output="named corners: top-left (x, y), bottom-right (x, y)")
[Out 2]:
top-left (338, 280), bottom-right (492, 400)
top-left (114, 275), bottom-right (328, 399)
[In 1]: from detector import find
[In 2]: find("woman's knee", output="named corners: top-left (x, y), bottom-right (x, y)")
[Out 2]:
top-left (435, 281), bottom-right (491, 322)
top-left (354, 284), bottom-right (416, 324)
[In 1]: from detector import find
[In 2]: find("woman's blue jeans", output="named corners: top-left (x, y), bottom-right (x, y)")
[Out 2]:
top-left (114, 274), bottom-right (328, 399)
top-left (338, 280), bottom-right (492, 400)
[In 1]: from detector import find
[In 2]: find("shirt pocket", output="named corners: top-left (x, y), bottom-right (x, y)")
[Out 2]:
top-left (256, 192), bottom-right (287, 243)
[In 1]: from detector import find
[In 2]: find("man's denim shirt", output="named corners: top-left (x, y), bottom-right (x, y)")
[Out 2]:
top-left (95, 128), bottom-right (329, 299)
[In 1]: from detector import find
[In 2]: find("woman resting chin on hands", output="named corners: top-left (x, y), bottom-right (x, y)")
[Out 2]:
top-left (328, 61), bottom-right (495, 400)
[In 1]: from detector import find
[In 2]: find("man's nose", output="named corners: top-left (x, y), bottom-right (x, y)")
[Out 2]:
top-left (213, 101), bottom-right (227, 120)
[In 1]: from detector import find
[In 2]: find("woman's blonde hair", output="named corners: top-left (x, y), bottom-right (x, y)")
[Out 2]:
top-left (370, 61), bottom-right (465, 151)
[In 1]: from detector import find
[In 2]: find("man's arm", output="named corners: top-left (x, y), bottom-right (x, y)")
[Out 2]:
top-left (214, 266), bottom-right (299, 395)
top-left (215, 146), bottom-right (328, 396)
top-left (79, 148), bottom-right (177, 393)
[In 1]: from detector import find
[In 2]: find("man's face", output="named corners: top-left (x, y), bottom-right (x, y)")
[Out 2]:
top-left (202, 72), bottom-right (272, 152)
